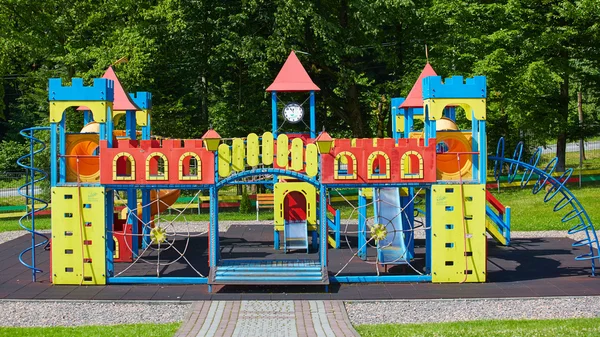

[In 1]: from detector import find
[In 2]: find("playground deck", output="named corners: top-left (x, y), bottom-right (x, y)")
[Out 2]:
top-left (1, 225), bottom-right (598, 301)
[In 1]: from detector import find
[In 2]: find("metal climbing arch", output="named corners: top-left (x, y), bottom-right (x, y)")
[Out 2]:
top-left (490, 137), bottom-right (600, 276)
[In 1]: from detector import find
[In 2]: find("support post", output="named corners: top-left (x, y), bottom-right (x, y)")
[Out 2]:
top-left (105, 189), bottom-right (114, 277)
top-left (310, 91), bottom-right (316, 138)
top-left (127, 188), bottom-right (138, 258)
top-left (59, 113), bottom-right (66, 183)
top-left (271, 92), bottom-right (278, 138)
top-left (425, 188), bottom-right (432, 273)
top-left (358, 190), bottom-right (367, 260)
top-left (50, 123), bottom-right (58, 187)
top-left (209, 186), bottom-right (219, 268)
top-left (319, 185), bottom-right (327, 267)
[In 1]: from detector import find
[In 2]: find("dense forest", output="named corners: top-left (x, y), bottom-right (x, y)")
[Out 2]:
top-left (0, 0), bottom-right (599, 172)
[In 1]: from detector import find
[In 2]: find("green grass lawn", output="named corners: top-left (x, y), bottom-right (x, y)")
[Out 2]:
top-left (355, 317), bottom-right (600, 337)
top-left (1, 184), bottom-right (598, 233)
top-left (0, 322), bottom-right (180, 337)
top-left (489, 183), bottom-right (600, 231)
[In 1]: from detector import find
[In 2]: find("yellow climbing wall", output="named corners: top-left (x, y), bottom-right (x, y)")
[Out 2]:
top-left (51, 186), bottom-right (106, 285)
top-left (431, 184), bottom-right (486, 283)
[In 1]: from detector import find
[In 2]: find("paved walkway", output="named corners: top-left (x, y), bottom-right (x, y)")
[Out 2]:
top-left (175, 300), bottom-right (359, 337)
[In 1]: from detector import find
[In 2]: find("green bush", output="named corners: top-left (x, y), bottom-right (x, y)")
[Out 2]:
top-left (0, 140), bottom-right (29, 172)
top-left (239, 187), bottom-right (252, 214)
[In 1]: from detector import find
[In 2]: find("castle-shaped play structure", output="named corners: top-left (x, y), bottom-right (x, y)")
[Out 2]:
top-left (18, 52), bottom-right (600, 290)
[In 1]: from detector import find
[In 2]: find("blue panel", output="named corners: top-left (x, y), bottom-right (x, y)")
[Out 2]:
top-left (105, 190), bottom-right (114, 277)
top-left (48, 78), bottom-right (114, 101)
top-left (130, 92), bottom-right (152, 109)
top-left (358, 192), bottom-right (367, 260)
top-left (391, 97), bottom-right (404, 140)
top-left (422, 76), bottom-right (486, 99)
top-left (108, 277), bottom-right (208, 284)
top-left (271, 92), bottom-right (277, 137)
top-left (330, 275), bottom-right (431, 283)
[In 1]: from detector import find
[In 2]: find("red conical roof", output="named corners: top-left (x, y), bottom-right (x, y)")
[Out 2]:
top-left (266, 51), bottom-right (320, 92)
top-left (77, 66), bottom-right (140, 111)
top-left (399, 63), bottom-right (437, 109)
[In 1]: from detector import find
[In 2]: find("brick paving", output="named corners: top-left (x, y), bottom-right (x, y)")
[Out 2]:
top-left (174, 301), bottom-right (359, 337)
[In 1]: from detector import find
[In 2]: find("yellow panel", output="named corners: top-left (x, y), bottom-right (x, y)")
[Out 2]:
top-left (136, 110), bottom-right (149, 126)
top-left (431, 184), bottom-right (486, 283)
top-left (276, 134), bottom-right (289, 168)
top-left (396, 116), bottom-right (404, 133)
top-left (246, 133), bottom-right (260, 167)
top-left (231, 138), bottom-right (245, 172)
top-left (273, 182), bottom-right (317, 231)
top-left (290, 138), bottom-right (304, 171)
top-left (262, 132), bottom-right (274, 166)
top-left (50, 101), bottom-right (112, 123)
top-left (305, 144), bottom-right (318, 177)
top-left (424, 98), bottom-right (486, 121)
top-left (218, 143), bottom-right (231, 177)
top-left (51, 186), bottom-right (106, 285)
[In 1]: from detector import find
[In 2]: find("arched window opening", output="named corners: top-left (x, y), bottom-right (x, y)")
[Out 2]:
top-left (334, 151), bottom-right (357, 180)
top-left (401, 151), bottom-right (424, 179)
top-left (146, 152), bottom-right (169, 181)
top-left (113, 153), bottom-right (135, 181)
top-left (179, 152), bottom-right (202, 180)
top-left (367, 151), bottom-right (390, 180)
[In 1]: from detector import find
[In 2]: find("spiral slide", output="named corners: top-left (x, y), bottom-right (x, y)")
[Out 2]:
top-left (68, 123), bottom-right (179, 217)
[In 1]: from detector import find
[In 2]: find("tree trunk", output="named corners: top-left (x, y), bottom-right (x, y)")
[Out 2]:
top-left (345, 84), bottom-right (369, 137)
top-left (556, 71), bottom-right (569, 172)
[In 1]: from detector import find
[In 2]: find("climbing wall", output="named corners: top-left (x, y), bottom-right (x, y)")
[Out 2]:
top-left (51, 187), bottom-right (106, 285)
top-left (430, 184), bottom-right (486, 282)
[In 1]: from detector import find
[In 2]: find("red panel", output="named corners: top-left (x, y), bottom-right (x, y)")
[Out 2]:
top-left (320, 137), bottom-right (437, 185)
top-left (99, 139), bottom-right (215, 185)
top-left (284, 191), bottom-right (307, 221)
top-left (113, 217), bottom-right (133, 262)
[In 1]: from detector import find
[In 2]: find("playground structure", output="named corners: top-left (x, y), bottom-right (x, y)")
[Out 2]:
top-left (17, 51), bottom-right (600, 290)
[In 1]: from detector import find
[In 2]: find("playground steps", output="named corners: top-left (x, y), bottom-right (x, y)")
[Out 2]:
top-left (485, 190), bottom-right (511, 246)
top-left (208, 259), bottom-right (329, 285)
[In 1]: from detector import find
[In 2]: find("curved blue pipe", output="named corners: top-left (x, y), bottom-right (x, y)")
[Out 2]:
top-left (16, 127), bottom-right (50, 282)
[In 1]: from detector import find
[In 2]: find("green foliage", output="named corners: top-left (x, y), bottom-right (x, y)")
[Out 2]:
top-left (239, 187), bottom-right (252, 214)
top-left (0, 140), bottom-right (28, 172)
top-left (355, 317), bottom-right (600, 337)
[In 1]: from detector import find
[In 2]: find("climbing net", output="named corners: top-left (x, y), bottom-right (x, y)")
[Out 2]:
top-left (109, 190), bottom-right (207, 278)
top-left (332, 187), bottom-right (428, 276)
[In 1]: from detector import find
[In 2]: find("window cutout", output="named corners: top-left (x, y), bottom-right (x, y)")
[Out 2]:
top-left (64, 231), bottom-right (73, 236)
top-left (445, 261), bottom-right (454, 266)
top-left (83, 240), bottom-right (92, 245)
top-left (83, 276), bottom-right (93, 281)
top-left (464, 270), bottom-right (473, 275)
top-left (113, 152), bottom-right (136, 181)
top-left (401, 151), bottom-right (424, 179)
top-left (178, 152), bottom-right (202, 180)
top-left (83, 203), bottom-right (91, 208)
top-left (65, 249), bottom-right (73, 254)
top-left (445, 224), bottom-right (454, 229)
top-left (445, 206), bottom-right (454, 211)
top-left (445, 188), bottom-right (454, 193)
top-left (83, 258), bottom-right (92, 263)
top-left (84, 222), bottom-right (92, 227)
top-left (367, 151), bottom-right (391, 179)
top-left (65, 267), bottom-right (74, 272)
top-left (64, 213), bottom-right (73, 218)
top-left (445, 242), bottom-right (454, 248)
top-left (464, 251), bottom-right (473, 256)
top-left (464, 215), bottom-right (473, 220)
top-left (334, 151), bottom-right (357, 180)
top-left (146, 152), bottom-right (169, 181)
top-left (465, 196), bottom-right (473, 202)
top-left (64, 194), bottom-right (73, 199)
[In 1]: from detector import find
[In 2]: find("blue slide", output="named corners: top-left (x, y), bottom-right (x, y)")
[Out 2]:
top-left (373, 188), bottom-right (409, 264)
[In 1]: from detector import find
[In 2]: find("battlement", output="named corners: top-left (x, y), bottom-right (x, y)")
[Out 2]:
top-left (99, 139), bottom-right (214, 185)
top-left (48, 78), bottom-right (115, 102)
top-left (321, 137), bottom-right (437, 185)
top-left (130, 92), bottom-right (152, 109)
top-left (422, 76), bottom-right (486, 99)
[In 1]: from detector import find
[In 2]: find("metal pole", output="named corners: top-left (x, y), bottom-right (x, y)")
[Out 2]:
top-left (29, 129), bottom-right (36, 282)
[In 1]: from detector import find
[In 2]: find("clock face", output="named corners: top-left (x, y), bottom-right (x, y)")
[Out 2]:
top-left (282, 103), bottom-right (304, 124)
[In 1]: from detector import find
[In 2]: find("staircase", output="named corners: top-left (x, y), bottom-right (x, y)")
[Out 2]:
top-left (485, 190), bottom-right (511, 245)
top-left (209, 259), bottom-right (329, 285)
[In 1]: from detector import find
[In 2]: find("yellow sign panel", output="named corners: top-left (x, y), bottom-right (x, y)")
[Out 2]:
top-left (246, 133), bottom-right (260, 167)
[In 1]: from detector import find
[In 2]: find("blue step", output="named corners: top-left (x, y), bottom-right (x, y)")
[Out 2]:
top-left (209, 260), bottom-right (328, 285)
